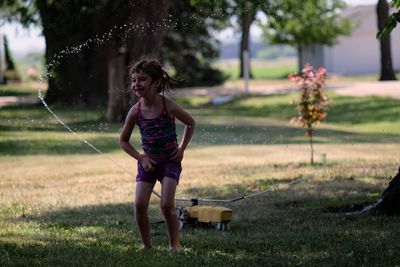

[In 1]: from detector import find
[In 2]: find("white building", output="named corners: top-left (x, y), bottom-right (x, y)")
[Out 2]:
top-left (301, 5), bottom-right (400, 75)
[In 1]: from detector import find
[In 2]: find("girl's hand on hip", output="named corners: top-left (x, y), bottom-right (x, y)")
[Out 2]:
top-left (140, 155), bottom-right (156, 172)
top-left (170, 147), bottom-right (184, 163)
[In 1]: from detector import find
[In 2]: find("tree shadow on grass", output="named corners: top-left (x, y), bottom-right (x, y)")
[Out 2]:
top-left (3, 177), bottom-right (399, 267)
top-left (202, 93), bottom-right (400, 124)
top-left (0, 135), bottom-right (122, 155)
top-left (2, 120), bottom-right (397, 156)
top-left (190, 123), bottom-right (399, 146)
top-left (328, 95), bottom-right (400, 124)
top-left (1, 201), bottom-right (290, 266)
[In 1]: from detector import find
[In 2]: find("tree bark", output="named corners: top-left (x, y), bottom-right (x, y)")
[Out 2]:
top-left (239, 6), bottom-right (256, 78)
top-left (377, 0), bottom-right (397, 81)
top-left (297, 45), bottom-right (304, 74)
top-left (106, 51), bottom-right (129, 122)
top-left (0, 33), bottom-right (6, 84)
top-left (37, 0), bottom-right (166, 118)
top-left (374, 166), bottom-right (400, 215)
top-left (105, 0), bottom-right (166, 122)
top-left (37, 1), bottom-right (109, 106)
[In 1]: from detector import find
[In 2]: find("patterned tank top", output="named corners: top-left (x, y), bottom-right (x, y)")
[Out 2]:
top-left (136, 96), bottom-right (178, 155)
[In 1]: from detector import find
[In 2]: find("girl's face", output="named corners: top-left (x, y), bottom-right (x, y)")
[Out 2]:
top-left (131, 71), bottom-right (158, 98)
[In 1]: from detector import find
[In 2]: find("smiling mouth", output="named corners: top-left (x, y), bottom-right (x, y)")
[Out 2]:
top-left (134, 88), bottom-right (144, 92)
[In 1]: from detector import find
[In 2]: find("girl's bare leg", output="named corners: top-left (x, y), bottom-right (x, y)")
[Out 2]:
top-left (160, 177), bottom-right (180, 251)
top-left (135, 181), bottom-right (155, 250)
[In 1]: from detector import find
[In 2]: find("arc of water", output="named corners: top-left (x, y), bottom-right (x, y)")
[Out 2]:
top-left (38, 90), bottom-right (162, 199)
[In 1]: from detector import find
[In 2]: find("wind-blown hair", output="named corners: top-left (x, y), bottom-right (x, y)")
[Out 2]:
top-left (129, 58), bottom-right (183, 94)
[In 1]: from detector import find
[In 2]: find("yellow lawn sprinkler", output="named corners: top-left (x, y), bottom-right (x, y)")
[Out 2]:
top-left (173, 178), bottom-right (304, 231)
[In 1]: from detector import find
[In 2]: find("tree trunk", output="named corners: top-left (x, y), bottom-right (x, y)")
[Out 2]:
top-left (239, 6), bottom-right (255, 78)
top-left (377, 0), bottom-right (397, 81)
top-left (105, 0), bottom-right (166, 122)
top-left (37, 0), bottom-right (166, 115)
top-left (374, 166), bottom-right (400, 215)
top-left (37, 1), bottom-right (109, 106)
top-left (309, 131), bottom-right (314, 165)
top-left (297, 45), bottom-right (304, 74)
top-left (106, 51), bottom-right (130, 122)
top-left (0, 32), bottom-right (6, 84)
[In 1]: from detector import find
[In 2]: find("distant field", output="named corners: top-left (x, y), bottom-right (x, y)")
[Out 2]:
top-left (213, 58), bottom-right (297, 79)
top-left (214, 58), bottom-right (400, 82)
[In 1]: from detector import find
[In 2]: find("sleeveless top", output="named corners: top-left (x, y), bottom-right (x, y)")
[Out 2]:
top-left (136, 96), bottom-right (178, 155)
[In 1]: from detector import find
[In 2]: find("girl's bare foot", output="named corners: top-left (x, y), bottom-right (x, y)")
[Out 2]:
top-left (169, 246), bottom-right (180, 253)
top-left (136, 246), bottom-right (152, 252)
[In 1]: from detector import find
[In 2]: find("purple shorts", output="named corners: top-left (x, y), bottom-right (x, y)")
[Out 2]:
top-left (136, 156), bottom-right (182, 184)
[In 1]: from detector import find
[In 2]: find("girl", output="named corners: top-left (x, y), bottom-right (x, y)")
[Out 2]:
top-left (119, 58), bottom-right (195, 252)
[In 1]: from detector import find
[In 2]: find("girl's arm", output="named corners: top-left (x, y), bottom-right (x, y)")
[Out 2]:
top-left (119, 106), bottom-right (142, 161)
top-left (168, 99), bottom-right (196, 162)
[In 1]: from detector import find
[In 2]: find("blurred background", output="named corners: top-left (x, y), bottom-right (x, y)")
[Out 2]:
top-left (0, 0), bottom-right (398, 121)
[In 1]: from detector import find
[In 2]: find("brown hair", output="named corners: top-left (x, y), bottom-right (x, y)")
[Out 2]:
top-left (129, 58), bottom-right (183, 94)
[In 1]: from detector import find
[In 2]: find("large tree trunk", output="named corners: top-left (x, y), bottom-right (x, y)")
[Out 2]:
top-left (106, 51), bottom-right (129, 122)
top-left (239, 5), bottom-right (256, 78)
top-left (37, 1), bottom-right (108, 106)
top-left (37, 0), bottom-right (166, 115)
top-left (374, 166), bottom-right (400, 215)
top-left (105, 0), bottom-right (166, 122)
top-left (377, 0), bottom-right (397, 81)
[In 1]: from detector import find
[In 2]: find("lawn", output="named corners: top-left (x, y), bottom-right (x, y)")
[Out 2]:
top-left (213, 58), bottom-right (297, 79)
top-left (0, 82), bottom-right (46, 97)
top-left (1, 84), bottom-right (400, 266)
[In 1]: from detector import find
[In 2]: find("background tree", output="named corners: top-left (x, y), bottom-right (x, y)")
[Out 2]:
top-left (105, 0), bottom-right (167, 121)
top-left (260, 0), bottom-right (352, 73)
top-left (189, 0), bottom-right (267, 79)
top-left (234, 1), bottom-right (259, 78)
top-left (0, 0), bottom-right (36, 83)
top-left (2, 35), bottom-right (21, 82)
top-left (376, 0), bottom-right (397, 81)
top-left (377, 0), bottom-right (400, 38)
top-left (36, 0), bottom-right (110, 106)
top-left (371, 0), bottom-right (400, 216)
top-left (1, 0), bottom-right (226, 122)
top-left (163, 0), bottom-right (227, 87)
top-left (219, 0), bottom-right (268, 79)
top-left (0, 0), bottom-right (37, 25)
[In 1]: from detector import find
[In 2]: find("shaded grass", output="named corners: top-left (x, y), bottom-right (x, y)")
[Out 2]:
top-left (2, 166), bottom-right (400, 266)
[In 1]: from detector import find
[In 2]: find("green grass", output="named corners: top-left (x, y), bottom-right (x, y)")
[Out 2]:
top-left (1, 88), bottom-right (400, 266)
top-left (223, 64), bottom-right (296, 79)
top-left (214, 58), bottom-right (297, 79)
top-left (0, 82), bottom-right (46, 97)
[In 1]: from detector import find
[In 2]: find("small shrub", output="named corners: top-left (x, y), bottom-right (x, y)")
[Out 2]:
top-left (289, 64), bottom-right (329, 165)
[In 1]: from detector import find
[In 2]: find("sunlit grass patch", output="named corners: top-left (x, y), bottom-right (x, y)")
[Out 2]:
top-left (0, 82), bottom-right (46, 96)
top-left (214, 58), bottom-right (297, 79)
